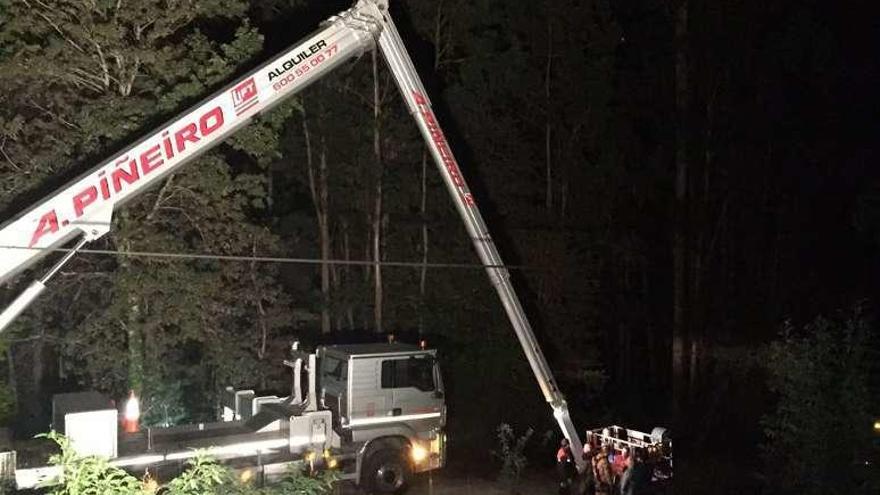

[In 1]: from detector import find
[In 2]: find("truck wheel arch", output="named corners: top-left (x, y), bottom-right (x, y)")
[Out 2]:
top-left (358, 436), bottom-right (411, 487)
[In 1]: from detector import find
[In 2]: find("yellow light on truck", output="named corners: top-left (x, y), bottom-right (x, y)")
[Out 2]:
top-left (239, 468), bottom-right (254, 484)
top-left (142, 474), bottom-right (158, 493)
top-left (411, 444), bottom-right (428, 464)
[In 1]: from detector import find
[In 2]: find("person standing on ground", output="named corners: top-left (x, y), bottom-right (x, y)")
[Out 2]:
top-left (556, 438), bottom-right (576, 494)
top-left (582, 440), bottom-right (596, 495)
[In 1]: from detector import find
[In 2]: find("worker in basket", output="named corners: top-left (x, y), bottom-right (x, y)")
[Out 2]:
top-left (592, 445), bottom-right (614, 495)
top-left (619, 448), bottom-right (651, 495)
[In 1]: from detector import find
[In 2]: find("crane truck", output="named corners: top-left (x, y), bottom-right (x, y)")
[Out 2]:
top-left (0, 0), bottom-right (593, 490)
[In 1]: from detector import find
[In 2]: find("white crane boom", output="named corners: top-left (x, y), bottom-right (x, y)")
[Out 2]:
top-left (0, 0), bottom-right (586, 471)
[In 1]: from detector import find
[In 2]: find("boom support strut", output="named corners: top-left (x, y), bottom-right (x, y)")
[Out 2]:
top-left (373, 4), bottom-right (585, 471)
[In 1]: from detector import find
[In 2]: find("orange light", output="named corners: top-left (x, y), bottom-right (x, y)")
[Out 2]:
top-left (419, 339), bottom-right (427, 350)
top-left (123, 391), bottom-right (140, 433)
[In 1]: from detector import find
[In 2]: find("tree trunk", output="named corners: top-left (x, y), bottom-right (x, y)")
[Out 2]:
top-left (545, 17), bottom-right (554, 213)
top-left (6, 345), bottom-right (17, 417)
top-left (319, 139), bottom-right (331, 334)
top-left (32, 335), bottom-right (44, 419)
top-left (372, 49), bottom-right (384, 334)
top-left (342, 221), bottom-right (355, 330)
top-left (251, 240), bottom-right (268, 360)
top-left (363, 223), bottom-right (371, 331)
top-left (419, 151), bottom-right (429, 335)
top-left (127, 294), bottom-right (143, 396)
top-left (672, 0), bottom-right (690, 420)
top-left (302, 109), bottom-right (332, 334)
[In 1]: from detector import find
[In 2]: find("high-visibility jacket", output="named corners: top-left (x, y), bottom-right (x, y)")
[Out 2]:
top-left (557, 446), bottom-right (573, 463)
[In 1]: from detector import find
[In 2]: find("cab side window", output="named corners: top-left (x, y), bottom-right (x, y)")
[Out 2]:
top-left (381, 358), bottom-right (435, 392)
top-left (322, 356), bottom-right (347, 384)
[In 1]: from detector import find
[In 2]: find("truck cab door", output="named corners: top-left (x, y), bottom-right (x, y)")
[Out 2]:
top-left (382, 356), bottom-right (443, 420)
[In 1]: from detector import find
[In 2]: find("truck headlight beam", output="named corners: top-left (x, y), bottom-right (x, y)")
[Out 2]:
top-left (410, 444), bottom-right (428, 464)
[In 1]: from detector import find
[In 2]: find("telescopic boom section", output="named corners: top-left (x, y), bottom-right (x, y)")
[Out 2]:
top-left (0, 1), bottom-right (385, 331)
top-left (373, 4), bottom-right (586, 471)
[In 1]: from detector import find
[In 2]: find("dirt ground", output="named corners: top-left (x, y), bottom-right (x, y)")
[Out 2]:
top-left (339, 471), bottom-right (560, 495)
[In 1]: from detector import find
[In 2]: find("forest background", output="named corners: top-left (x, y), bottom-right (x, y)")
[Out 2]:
top-left (0, 0), bottom-right (877, 493)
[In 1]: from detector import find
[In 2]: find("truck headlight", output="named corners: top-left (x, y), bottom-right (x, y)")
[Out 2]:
top-left (410, 443), bottom-right (428, 464)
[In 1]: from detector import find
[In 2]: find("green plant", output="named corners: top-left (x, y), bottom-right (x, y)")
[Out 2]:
top-left (164, 452), bottom-right (232, 495)
top-left (39, 431), bottom-right (340, 494)
top-left (492, 423), bottom-right (534, 486)
top-left (39, 431), bottom-right (141, 495)
top-left (273, 466), bottom-right (338, 495)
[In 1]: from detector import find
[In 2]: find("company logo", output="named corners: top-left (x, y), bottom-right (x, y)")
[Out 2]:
top-left (231, 78), bottom-right (259, 116)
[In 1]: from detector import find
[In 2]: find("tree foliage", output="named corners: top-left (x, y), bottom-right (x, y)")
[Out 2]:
top-left (0, 0), bottom-right (295, 422)
top-left (761, 308), bottom-right (878, 494)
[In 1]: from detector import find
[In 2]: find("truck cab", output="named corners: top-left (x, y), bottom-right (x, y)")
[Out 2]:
top-left (321, 344), bottom-right (444, 442)
top-left (220, 341), bottom-right (446, 493)
top-left (319, 343), bottom-right (446, 488)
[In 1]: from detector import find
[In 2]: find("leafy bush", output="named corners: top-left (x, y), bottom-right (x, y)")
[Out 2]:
top-left (492, 423), bottom-right (534, 486)
top-left (40, 431), bottom-right (141, 495)
top-left (142, 380), bottom-right (190, 428)
top-left (40, 432), bottom-right (338, 494)
top-left (164, 452), bottom-right (231, 495)
top-left (273, 468), bottom-right (337, 495)
top-left (761, 307), bottom-right (878, 495)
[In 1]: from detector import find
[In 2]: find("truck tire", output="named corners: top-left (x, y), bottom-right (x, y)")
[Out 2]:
top-left (363, 449), bottom-right (410, 494)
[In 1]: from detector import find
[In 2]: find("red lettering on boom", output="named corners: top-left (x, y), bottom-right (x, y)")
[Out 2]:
top-left (412, 91), bottom-right (474, 205)
top-left (29, 211), bottom-right (59, 247)
top-left (112, 159), bottom-right (139, 192)
top-left (26, 105), bottom-right (227, 249)
top-left (174, 124), bottom-right (199, 153)
top-left (200, 107), bottom-right (224, 135)
top-left (73, 186), bottom-right (98, 217)
top-left (140, 144), bottom-right (164, 175)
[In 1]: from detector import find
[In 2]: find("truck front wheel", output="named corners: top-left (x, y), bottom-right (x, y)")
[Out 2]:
top-left (363, 449), bottom-right (411, 494)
